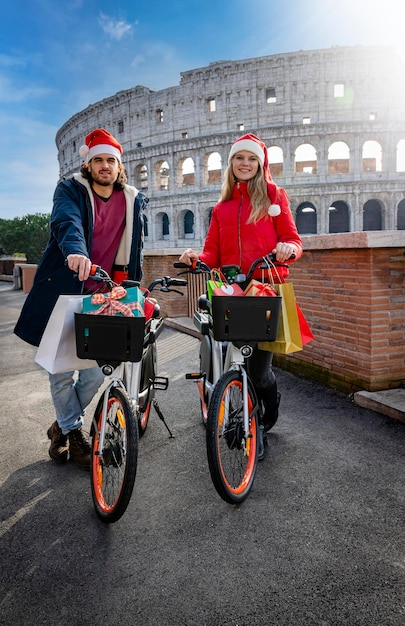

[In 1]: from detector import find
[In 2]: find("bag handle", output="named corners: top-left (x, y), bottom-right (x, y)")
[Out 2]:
top-left (261, 256), bottom-right (283, 285)
top-left (210, 268), bottom-right (228, 287)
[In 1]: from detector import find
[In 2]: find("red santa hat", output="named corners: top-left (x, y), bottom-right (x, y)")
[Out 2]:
top-left (228, 133), bottom-right (267, 167)
top-left (228, 133), bottom-right (281, 215)
top-left (79, 128), bottom-right (123, 162)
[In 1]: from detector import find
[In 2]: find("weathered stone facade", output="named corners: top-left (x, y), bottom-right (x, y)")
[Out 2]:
top-left (56, 45), bottom-right (405, 249)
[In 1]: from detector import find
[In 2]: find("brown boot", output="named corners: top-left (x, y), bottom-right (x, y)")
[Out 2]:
top-left (68, 427), bottom-right (91, 471)
top-left (47, 421), bottom-right (69, 464)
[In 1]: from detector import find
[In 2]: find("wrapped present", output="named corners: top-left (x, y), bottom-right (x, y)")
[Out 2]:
top-left (82, 285), bottom-right (145, 317)
top-left (244, 279), bottom-right (277, 297)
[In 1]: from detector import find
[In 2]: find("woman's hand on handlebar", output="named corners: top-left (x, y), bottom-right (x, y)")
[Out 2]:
top-left (66, 254), bottom-right (92, 282)
top-left (178, 248), bottom-right (199, 266)
top-left (272, 242), bottom-right (298, 263)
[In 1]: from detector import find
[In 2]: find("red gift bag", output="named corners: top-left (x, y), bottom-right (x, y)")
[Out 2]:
top-left (296, 303), bottom-right (314, 346)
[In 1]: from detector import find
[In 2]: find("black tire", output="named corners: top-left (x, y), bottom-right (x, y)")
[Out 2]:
top-left (91, 387), bottom-right (138, 523)
top-left (138, 343), bottom-right (156, 436)
top-left (138, 400), bottom-right (152, 437)
top-left (198, 336), bottom-right (212, 426)
top-left (206, 370), bottom-right (258, 504)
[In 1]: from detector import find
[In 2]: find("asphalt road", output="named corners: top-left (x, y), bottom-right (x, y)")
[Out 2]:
top-left (0, 284), bottom-right (404, 626)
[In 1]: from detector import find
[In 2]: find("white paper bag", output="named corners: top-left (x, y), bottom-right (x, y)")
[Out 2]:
top-left (35, 295), bottom-right (98, 374)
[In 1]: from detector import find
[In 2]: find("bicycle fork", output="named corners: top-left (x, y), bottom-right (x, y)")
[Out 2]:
top-left (222, 344), bottom-right (256, 450)
top-left (94, 367), bottom-right (128, 458)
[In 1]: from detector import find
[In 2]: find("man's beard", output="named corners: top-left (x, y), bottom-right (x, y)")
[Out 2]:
top-left (92, 172), bottom-right (117, 186)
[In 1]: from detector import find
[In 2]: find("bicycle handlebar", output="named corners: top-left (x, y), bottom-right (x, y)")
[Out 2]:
top-left (89, 264), bottom-right (187, 294)
top-left (174, 252), bottom-right (296, 282)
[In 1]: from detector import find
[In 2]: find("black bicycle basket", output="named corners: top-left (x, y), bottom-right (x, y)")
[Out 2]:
top-left (211, 295), bottom-right (281, 342)
top-left (75, 313), bottom-right (145, 364)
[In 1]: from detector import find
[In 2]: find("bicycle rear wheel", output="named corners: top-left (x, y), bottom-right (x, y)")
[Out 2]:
top-left (206, 370), bottom-right (258, 504)
top-left (91, 387), bottom-right (139, 523)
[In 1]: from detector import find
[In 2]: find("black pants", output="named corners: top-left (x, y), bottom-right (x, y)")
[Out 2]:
top-left (246, 346), bottom-right (278, 421)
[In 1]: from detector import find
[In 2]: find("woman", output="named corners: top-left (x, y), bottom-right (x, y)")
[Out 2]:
top-left (179, 133), bottom-right (302, 458)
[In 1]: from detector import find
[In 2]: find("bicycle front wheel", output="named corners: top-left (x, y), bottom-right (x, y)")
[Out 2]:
top-left (206, 370), bottom-right (258, 504)
top-left (91, 387), bottom-right (139, 523)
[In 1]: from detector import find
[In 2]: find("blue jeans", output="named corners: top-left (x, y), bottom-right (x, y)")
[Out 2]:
top-left (49, 367), bottom-right (105, 434)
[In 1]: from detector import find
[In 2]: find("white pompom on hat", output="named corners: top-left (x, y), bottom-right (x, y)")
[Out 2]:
top-left (79, 128), bottom-right (123, 162)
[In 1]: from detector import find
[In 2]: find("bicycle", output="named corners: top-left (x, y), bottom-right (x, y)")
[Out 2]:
top-left (174, 255), bottom-right (287, 504)
top-left (74, 265), bottom-right (187, 523)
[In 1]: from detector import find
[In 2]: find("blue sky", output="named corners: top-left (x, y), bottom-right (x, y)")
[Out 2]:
top-left (1, 0), bottom-right (404, 220)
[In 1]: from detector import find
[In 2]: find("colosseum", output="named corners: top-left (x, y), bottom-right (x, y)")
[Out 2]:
top-left (56, 45), bottom-right (405, 249)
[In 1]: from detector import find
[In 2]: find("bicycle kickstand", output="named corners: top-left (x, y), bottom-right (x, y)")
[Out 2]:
top-left (152, 399), bottom-right (175, 438)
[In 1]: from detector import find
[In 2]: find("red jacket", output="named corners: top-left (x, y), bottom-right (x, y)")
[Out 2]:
top-left (199, 181), bottom-right (302, 281)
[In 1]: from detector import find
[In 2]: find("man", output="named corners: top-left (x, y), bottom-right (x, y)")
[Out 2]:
top-left (15, 128), bottom-right (147, 470)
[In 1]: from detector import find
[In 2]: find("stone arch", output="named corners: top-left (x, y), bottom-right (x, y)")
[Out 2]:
top-left (155, 211), bottom-right (170, 240)
top-left (135, 164), bottom-right (148, 191)
top-left (328, 141), bottom-right (350, 174)
top-left (397, 198), bottom-right (405, 229)
top-left (268, 145), bottom-right (284, 177)
top-left (296, 202), bottom-right (317, 234)
top-left (328, 200), bottom-right (350, 233)
top-left (295, 143), bottom-right (317, 174)
top-left (204, 151), bottom-right (222, 185)
top-left (362, 140), bottom-right (382, 172)
top-left (396, 139), bottom-right (405, 172)
top-left (363, 199), bottom-right (383, 230)
top-left (177, 208), bottom-right (195, 239)
top-left (155, 160), bottom-right (170, 191)
top-left (184, 209), bottom-right (195, 238)
top-left (177, 156), bottom-right (195, 187)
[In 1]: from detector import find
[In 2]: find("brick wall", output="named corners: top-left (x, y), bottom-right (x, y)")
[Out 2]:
top-left (142, 252), bottom-right (188, 318)
top-left (282, 232), bottom-right (405, 392)
top-left (144, 233), bottom-right (405, 394)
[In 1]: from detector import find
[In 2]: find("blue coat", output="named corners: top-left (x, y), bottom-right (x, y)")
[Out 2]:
top-left (14, 174), bottom-right (147, 346)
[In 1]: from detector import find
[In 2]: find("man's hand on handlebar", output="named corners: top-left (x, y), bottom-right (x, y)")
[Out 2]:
top-left (178, 248), bottom-right (199, 266)
top-left (67, 254), bottom-right (92, 282)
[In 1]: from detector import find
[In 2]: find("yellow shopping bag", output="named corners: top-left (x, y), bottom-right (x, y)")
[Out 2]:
top-left (258, 282), bottom-right (303, 354)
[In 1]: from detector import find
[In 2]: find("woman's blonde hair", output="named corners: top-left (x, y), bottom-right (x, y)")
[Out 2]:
top-left (221, 157), bottom-right (270, 223)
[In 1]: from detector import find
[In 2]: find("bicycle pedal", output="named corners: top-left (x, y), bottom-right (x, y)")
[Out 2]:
top-left (153, 376), bottom-right (169, 390)
top-left (186, 372), bottom-right (203, 380)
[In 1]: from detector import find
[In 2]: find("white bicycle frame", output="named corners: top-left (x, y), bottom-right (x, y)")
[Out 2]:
top-left (206, 323), bottom-right (253, 439)
top-left (94, 360), bottom-right (142, 459)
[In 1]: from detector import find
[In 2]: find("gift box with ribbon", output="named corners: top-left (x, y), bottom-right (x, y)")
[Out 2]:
top-left (82, 285), bottom-right (145, 317)
top-left (244, 279), bottom-right (277, 298)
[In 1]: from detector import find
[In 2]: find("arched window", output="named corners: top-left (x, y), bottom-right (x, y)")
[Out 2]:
top-left (143, 215), bottom-right (149, 238)
top-left (295, 144), bottom-right (317, 174)
top-left (182, 157), bottom-right (195, 186)
top-left (363, 199), bottom-right (382, 230)
top-left (396, 140), bottom-right (405, 173)
top-left (135, 164), bottom-right (148, 191)
top-left (329, 201), bottom-right (350, 233)
top-left (328, 142), bottom-right (350, 174)
top-left (362, 141), bottom-right (382, 172)
top-left (162, 213), bottom-right (169, 240)
top-left (268, 146), bottom-right (283, 177)
top-left (296, 203), bottom-right (317, 234)
top-left (397, 199), bottom-right (405, 229)
top-left (158, 161), bottom-right (170, 190)
top-left (207, 152), bottom-right (222, 184)
top-left (184, 210), bottom-right (194, 238)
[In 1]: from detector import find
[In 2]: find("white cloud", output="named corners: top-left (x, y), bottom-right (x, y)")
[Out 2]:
top-left (99, 13), bottom-right (133, 41)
